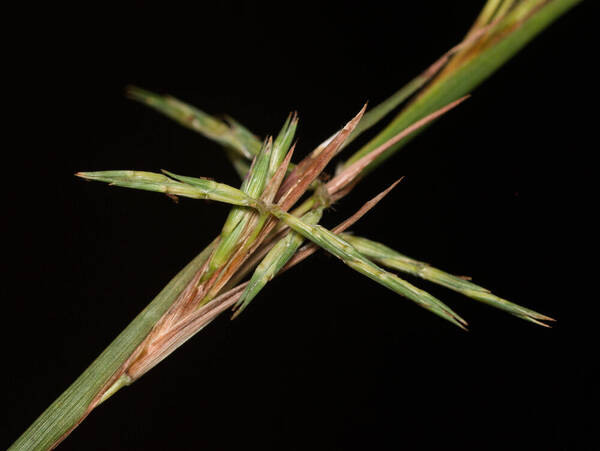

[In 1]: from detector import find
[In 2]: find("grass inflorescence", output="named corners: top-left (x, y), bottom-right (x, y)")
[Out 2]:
top-left (11, 1), bottom-right (581, 449)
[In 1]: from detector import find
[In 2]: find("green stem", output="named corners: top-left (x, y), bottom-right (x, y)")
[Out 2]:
top-left (10, 239), bottom-right (218, 451)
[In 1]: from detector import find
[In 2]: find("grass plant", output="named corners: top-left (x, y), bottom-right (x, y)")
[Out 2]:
top-left (10, 1), bottom-right (582, 449)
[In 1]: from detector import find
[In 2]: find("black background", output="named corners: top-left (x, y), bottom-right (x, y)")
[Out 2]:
top-left (4, 1), bottom-right (596, 450)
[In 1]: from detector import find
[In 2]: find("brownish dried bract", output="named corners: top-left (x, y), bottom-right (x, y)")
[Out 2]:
top-left (166, 193), bottom-right (179, 203)
top-left (327, 96), bottom-right (469, 201)
top-left (275, 104), bottom-right (367, 210)
top-left (260, 142), bottom-right (296, 204)
top-left (127, 283), bottom-right (248, 380)
top-left (282, 178), bottom-right (403, 272)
